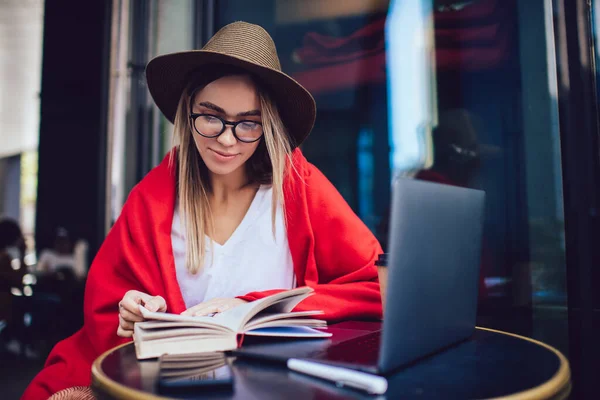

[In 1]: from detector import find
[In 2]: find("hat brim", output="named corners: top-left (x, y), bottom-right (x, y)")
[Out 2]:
top-left (146, 50), bottom-right (316, 148)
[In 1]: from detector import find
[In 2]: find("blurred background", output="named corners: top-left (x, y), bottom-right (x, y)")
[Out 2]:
top-left (1, 0), bottom-right (599, 398)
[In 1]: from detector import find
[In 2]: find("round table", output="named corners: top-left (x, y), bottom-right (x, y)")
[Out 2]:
top-left (91, 323), bottom-right (571, 399)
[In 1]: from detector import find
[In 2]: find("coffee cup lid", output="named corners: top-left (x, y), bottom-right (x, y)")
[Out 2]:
top-left (375, 253), bottom-right (388, 266)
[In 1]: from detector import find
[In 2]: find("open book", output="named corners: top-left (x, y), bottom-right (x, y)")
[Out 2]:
top-left (133, 286), bottom-right (331, 359)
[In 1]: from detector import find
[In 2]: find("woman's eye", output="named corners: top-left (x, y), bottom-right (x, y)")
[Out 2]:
top-left (239, 121), bottom-right (258, 131)
top-left (200, 115), bottom-right (221, 125)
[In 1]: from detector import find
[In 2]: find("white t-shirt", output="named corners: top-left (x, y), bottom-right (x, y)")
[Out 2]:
top-left (171, 185), bottom-right (295, 309)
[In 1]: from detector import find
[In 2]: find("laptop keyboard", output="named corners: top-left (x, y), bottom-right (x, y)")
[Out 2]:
top-left (306, 332), bottom-right (381, 366)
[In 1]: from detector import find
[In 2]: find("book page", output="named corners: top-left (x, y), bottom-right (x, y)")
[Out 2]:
top-left (244, 326), bottom-right (332, 338)
top-left (135, 327), bottom-right (227, 341)
top-left (138, 286), bottom-right (316, 334)
top-left (134, 334), bottom-right (238, 360)
top-left (245, 317), bottom-right (327, 331)
top-left (211, 286), bottom-right (315, 332)
top-left (136, 320), bottom-right (231, 333)
top-left (139, 306), bottom-right (232, 330)
top-left (244, 310), bottom-right (323, 329)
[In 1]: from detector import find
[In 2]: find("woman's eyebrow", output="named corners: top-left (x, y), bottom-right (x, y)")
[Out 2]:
top-left (198, 101), bottom-right (225, 114)
top-left (237, 109), bottom-right (261, 117)
top-left (197, 101), bottom-right (261, 117)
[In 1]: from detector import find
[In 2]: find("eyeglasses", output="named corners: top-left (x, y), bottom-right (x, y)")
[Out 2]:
top-left (189, 113), bottom-right (264, 143)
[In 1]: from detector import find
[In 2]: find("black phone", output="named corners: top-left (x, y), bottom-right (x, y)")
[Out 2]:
top-left (156, 357), bottom-right (234, 396)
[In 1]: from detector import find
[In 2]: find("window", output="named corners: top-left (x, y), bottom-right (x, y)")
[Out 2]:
top-left (214, 0), bottom-right (567, 312)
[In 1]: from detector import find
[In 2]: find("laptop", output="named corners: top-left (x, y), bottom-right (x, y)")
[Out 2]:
top-left (233, 177), bottom-right (485, 375)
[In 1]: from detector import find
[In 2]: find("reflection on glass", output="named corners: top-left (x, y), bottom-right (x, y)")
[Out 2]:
top-left (216, 0), bottom-right (395, 242)
top-left (108, 0), bottom-right (195, 223)
top-left (210, 0), bottom-right (568, 311)
top-left (385, 0), bottom-right (436, 174)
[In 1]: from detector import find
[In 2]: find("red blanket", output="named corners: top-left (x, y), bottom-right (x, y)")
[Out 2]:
top-left (22, 149), bottom-right (382, 399)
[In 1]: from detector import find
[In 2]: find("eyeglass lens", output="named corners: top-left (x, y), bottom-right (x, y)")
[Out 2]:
top-left (194, 115), bottom-right (263, 142)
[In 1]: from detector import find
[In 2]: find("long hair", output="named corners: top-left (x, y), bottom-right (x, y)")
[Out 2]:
top-left (170, 71), bottom-right (294, 274)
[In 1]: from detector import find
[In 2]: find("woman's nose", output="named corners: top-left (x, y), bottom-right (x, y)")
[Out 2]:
top-left (217, 126), bottom-right (237, 146)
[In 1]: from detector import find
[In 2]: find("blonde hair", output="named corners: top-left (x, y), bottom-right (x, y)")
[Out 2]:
top-left (170, 74), bottom-right (294, 274)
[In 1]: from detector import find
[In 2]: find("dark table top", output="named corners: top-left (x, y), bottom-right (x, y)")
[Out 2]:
top-left (92, 322), bottom-right (570, 400)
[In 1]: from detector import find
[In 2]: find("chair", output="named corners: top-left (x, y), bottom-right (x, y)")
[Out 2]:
top-left (48, 386), bottom-right (95, 400)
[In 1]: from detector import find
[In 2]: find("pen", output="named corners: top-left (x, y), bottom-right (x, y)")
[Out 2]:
top-left (287, 358), bottom-right (388, 395)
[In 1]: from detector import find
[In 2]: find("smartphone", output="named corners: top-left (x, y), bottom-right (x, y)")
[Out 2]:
top-left (156, 354), bottom-right (234, 395)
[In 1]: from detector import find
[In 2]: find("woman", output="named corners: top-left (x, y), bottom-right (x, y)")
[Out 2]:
top-left (37, 227), bottom-right (76, 276)
top-left (23, 21), bottom-right (382, 399)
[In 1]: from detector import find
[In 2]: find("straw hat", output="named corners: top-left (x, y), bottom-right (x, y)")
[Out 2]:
top-left (146, 21), bottom-right (316, 148)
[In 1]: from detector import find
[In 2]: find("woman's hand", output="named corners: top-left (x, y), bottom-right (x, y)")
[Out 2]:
top-left (181, 298), bottom-right (247, 317)
top-left (117, 290), bottom-right (167, 337)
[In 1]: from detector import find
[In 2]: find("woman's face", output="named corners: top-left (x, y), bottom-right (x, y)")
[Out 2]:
top-left (190, 75), bottom-right (262, 179)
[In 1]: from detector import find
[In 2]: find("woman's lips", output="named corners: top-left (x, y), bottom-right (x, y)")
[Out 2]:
top-left (209, 148), bottom-right (237, 161)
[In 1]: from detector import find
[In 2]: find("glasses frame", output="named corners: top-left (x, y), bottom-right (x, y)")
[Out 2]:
top-left (189, 113), bottom-right (264, 143)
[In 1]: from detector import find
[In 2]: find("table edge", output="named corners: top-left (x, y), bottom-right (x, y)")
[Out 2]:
top-left (92, 341), bottom-right (165, 400)
top-left (476, 327), bottom-right (571, 400)
top-left (91, 327), bottom-right (571, 400)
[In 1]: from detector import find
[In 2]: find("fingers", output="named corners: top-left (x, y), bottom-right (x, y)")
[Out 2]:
top-left (117, 315), bottom-right (134, 338)
top-left (120, 290), bottom-right (151, 317)
top-left (120, 291), bottom-right (167, 315)
top-left (119, 306), bottom-right (144, 323)
top-left (117, 326), bottom-right (133, 338)
top-left (144, 295), bottom-right (167, 313)
top-left (119, 314), bottom-right (134, 331)
top-left (181, 301), bottom-right (226, 317)
top-left (116, 327), bottom-right (130, 338)
top-left (181, 304), bottom-right (221, 317)
top-left (118, 306), bottom-right (138, 331)
top-left (181, 299), bottom-right (242, 317)
top-left (117, 291), bottom-right (167, 338)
